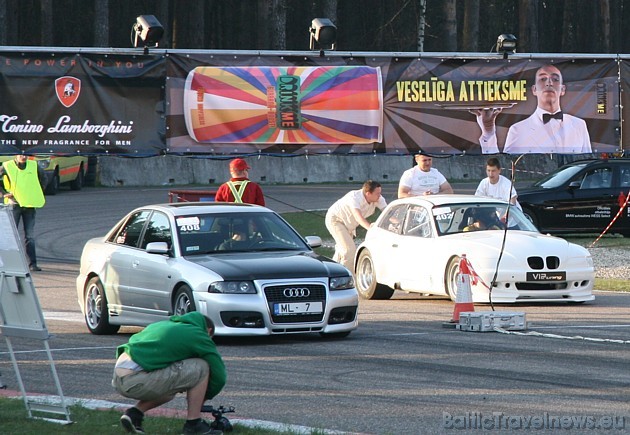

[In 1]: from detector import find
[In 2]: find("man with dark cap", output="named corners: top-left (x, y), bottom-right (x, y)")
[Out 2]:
top-left (215, 158), bottom-right (265, 206)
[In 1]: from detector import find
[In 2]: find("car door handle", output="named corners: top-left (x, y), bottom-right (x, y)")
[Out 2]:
top-left (392, 244), bottom-right (398, 248)
top-left (132, 260), bottom-right (140, 268)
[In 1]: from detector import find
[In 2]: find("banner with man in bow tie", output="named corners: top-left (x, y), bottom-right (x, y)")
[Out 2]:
top-left (388, 57), bottom-right (620, 155)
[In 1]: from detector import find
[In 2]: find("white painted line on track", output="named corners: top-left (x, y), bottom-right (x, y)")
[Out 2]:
top-left (532, 324), bottom-right (630, 329)
top-left (44, 311), bottom-right (85, 322)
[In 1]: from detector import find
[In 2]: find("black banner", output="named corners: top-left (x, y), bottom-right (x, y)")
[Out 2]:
top-left (0, 52), bottom-right (165, 156)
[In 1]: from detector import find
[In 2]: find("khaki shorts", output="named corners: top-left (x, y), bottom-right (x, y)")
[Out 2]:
top-left (112, 358), bottom-right (209, 401)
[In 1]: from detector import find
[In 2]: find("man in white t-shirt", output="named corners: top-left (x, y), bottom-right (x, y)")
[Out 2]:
top-left (325, 180), bottom-right (387, 272)
top-left (398, 151), bottom-right (453, 198)
top-left (475, 157), bottom-right (521, 210)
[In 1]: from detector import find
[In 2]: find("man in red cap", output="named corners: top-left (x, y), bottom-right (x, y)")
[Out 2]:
top-left (215, 158), bottom-right (265, 206)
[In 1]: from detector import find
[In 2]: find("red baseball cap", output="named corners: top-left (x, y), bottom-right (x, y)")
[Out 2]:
top-left (229, 158), bottom-right (250, 171)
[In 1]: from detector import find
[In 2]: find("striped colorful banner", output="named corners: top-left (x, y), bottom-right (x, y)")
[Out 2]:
top-left (183, 66), bottom-right (383, 144)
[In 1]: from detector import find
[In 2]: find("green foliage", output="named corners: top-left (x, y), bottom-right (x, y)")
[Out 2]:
top-left (594, 279), bottom-right (630, 292)
top-left (0, 397), bottom-right (325, 435)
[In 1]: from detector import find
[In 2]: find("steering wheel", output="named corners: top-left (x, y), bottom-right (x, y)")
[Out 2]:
top-left (247, 239), bottom-right (266, 249)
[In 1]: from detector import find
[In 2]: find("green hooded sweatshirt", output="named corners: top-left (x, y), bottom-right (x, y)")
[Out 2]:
top-left (116, 312), bottom-right (226, 400)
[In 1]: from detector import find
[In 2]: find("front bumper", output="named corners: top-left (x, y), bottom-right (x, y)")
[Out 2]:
top-left (470, 267), bottom-right (595, 304)
top-left (195, 279), bottom-right (359, 336)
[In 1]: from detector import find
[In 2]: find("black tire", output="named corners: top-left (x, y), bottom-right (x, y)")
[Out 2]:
top-left (173, 285), bottom-right (196, 315)
top-left (355, 250), bottom-right (394, 300)
top-left (83, 277), bottom-right (120, 334)
top-left (521, 207), bottom-right (539, 228)
top-left (70, 166), bottom-right (84, 190)
top-left (444, 256), bottom-right (460, 302)
top-left (45, 171), bottom-right (60, 195)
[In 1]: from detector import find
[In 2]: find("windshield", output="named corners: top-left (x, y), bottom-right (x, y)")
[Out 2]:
top-left (175, 212), bottom-right (309, 255)
top-left (432, 203), bottom-right (538, 236)
top-left (532, 163), bottom-right (588, 188)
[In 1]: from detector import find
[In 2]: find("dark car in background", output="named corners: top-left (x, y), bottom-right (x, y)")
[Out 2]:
top-left (518, 158), bottom-right (630, 237)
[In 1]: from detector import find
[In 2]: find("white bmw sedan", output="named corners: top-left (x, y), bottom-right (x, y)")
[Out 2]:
top-left (355, 195), bottom-right (595, 304)
top-left (76, 202), bottom-right (358, 337)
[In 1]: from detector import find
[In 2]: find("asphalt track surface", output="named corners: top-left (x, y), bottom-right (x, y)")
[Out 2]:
top-left (1, 184), bottom-right (630, 434)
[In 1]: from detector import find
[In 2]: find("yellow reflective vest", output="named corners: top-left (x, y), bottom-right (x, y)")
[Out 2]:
top-left (2, 160), bottom-right (46, 207)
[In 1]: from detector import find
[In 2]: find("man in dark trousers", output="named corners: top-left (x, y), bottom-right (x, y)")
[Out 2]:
top-left (112, 312), bottom-right (227, 434)
top-left (1, 154), bottom-right (46, 271)
top-left (215, 158), bottom-right (265, 206)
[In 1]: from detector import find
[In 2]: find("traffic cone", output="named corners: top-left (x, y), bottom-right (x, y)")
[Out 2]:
top-left (451, 254), bottom-right (475, 323)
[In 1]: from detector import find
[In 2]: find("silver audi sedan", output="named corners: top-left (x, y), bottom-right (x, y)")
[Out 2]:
top-left (76, 202), bottom-right (358, 337)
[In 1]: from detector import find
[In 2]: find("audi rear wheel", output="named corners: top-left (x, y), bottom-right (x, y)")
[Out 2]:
top-left (84, 277), bottom-right (120, 335)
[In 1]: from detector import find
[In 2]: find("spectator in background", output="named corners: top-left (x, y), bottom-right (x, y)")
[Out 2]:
top-left (325, 180), bottom-right (387, 272)
top-left (398, 150), bottom-right (453, 198)
top-left (112, 312), bottom-right (226, 435)
top-left (0, 154), bottom-right (46, 272)
top-left (472, 64), bottom-right (592, 154)
top-left (215, 158), bottom-right (265, 206)
top-left (474, 157), bottom-right (521, 210)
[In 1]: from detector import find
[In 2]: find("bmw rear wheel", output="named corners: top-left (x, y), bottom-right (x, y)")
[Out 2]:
top-left (84, 277), bottom-right (120, 334)
top-left (355, 250), bottom-right (394, 300)
top-left (173, 285), bottom-right (196, 315)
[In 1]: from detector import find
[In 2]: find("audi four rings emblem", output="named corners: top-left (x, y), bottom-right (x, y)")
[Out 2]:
top-left (283, 288), bottom-right (310, 297)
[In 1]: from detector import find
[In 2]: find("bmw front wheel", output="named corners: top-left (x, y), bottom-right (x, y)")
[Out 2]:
top-left (444, 256), bottom-right (461, 302)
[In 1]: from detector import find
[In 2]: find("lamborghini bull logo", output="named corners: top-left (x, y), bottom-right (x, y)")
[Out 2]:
top-left (55, 76), bottom-right (81, 108)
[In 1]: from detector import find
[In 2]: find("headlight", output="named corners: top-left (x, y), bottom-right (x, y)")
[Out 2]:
top-left (37, 158), bottom-right (51, 170)
top-left (329, 275), bottom-right (354, 290)
top-left (585, 255), bottom-right (594, 268)
top-left (209, 281), bottom-right (256, 294)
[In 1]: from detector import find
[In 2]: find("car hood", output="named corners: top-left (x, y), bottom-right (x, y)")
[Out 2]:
top-left (517, 186), bottom-right (554, 197)
top-left (185, 250), bottom-right (349, 280)
top-left (447, 231), bottom-right (588, 258)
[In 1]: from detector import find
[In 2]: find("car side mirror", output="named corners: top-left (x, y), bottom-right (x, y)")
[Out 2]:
top-left (146, 241), bottom-right (169, 254)
top-left (568, 181), bottom-right (581, 189)
top-left (305, 236), bottom-right (322, 248)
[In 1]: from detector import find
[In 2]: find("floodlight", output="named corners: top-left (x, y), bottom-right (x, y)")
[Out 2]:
top-left (132, 15), bottom-right (164, 53)
top-left (309, 18), bottom-right (337, 51)
top-left (496, 34), bottom-right (517, 59)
